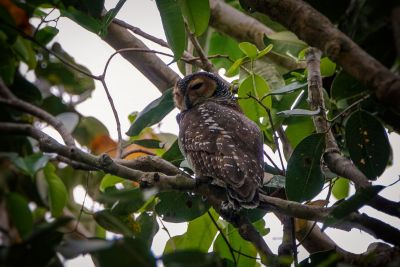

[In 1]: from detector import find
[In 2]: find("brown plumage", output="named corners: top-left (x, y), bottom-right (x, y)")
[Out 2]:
top-left (173, 72), bottom-right (263, 209)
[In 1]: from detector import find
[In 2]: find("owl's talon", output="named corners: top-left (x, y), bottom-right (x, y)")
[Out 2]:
top-left (220, 201), bottom-right (240, 222)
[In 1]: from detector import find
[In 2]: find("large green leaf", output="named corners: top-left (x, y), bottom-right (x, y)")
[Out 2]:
top-left (238, 74), bottom-right (271, 123)
top-left (155, 191), bottom-right (210, 223)
top-left (214, 223), bottom-right (257, 266)
top-left (43, 163), bottom-right (68, 217)
top-left (136, 212), bottom-right (159, 248)
top-left (286, 133), bottom-right (325, 202)
top-left (345, 110), bottom-right (390, 180)
top-left (98, 187), bottom-right (146, 215)
top-left (179, 0), bottom-right (210, 36)
top-left (35, 26), bottom-right (59, 45)
top-left (163, 251), bottom-right (225, 267)
top-left (332, 177), bottom-right (350, 200)
top-left (60, 6), bottom-right (102, 34)
top-left (164, 209), bottom-right (218, 254)
top-left (6, 193), bottom-right (33, 239)
top-left (323, 185), bottom-right (384, 228)
top-left (285, 116), bottom-right (315, 148)
top-left (264, 31), bottom-right (308, 58)
top-left (207, 31), bottom-right (242, 71)
top-left (72, 116), bottom-right (109, 146)
top-left (127, 88), bottom-right (174, 136)
top-left (155, 0), bottom-right (186, 59)
top-left (331, 70), bottom-right (365, 101)
top-left (238, 42), bottom-right (258, 59)
top-left (162, 139), bottom-right (185, 166)
top-left (93, 209), bottom-right (135, 236)
top-left (11, 153), bottom-right (49, 177)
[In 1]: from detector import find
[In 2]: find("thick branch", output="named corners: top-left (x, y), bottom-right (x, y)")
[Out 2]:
top-left (0, 79), bottom-right (75, 147)
top-left (240, 0), bottom-right (400, 112)
top-left (305, 48), bottom-right (400, 218)
top-left (103, 23), bottom-right (180, 92)
top-left (209, 0), bottom-right (305, 70)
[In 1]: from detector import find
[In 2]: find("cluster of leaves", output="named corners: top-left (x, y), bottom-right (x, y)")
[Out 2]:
top-left (0, 0), bottom-right (398, 267)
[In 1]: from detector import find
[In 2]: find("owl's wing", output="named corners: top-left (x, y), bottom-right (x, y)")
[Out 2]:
top-left (179, 101), bottom-right (263, 206)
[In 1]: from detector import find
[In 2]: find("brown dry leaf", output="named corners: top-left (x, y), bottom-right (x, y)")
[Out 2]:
top-left (90, 134), bottom-right (117, 157)
top-left (0, 0), bottom-right (32, 34)
top-left (295, 199), bottom-right (329, 233)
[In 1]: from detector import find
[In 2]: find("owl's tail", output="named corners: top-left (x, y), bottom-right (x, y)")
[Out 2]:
top-left (226, 183), bottom-right (260, 209)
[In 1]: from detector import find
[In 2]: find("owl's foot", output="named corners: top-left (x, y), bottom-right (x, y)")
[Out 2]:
top-left (220, 201), bottom-right (240, 222)
top-left (195, 176), bottom-right (212, 186)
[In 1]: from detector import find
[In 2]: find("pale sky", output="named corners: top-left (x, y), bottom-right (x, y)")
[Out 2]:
top-left (30, 1), bottom-right (400, 266)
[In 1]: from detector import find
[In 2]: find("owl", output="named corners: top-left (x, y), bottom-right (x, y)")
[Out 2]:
top-left (173, 72), bottom-right (264, 209)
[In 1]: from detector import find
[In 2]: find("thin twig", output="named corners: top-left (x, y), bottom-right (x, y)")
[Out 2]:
top-left (247, 94), bottom-right (286, 173)
top-left (185, 24), bottom-right (216, 73)
top-left (0, 79), bottom-right (75, 147)
top-left (263, 151), bottom-right (280, 171)
top-left (74, 172), bottom-right (90, 232)
top-left (327, 94), bottom-right (370, 122)
top-left (157, 217), bottom-right (172, 240)
top-left (121, 148), bottom-right (156, 159)
top-left (207, 211), bottom-right (237, 266)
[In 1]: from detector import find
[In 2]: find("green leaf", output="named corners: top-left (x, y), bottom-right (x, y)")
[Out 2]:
top-left (156, 0), bottom-right (186, 59)
top-left (324, 186), bottom-right (384, 228)
top-left (238, 42), bottom-right (258, 59)
top-left (256, 44), bottom-right (273, 59)
top-left (136, 212), bottom-right (159, 248)
top-left (99, 187), bottom-right (146, 215)
top-left (58, 239), bottom-right (114, 259)
top-left (12, 153), bottom-right (49, 177)
top-left (285, 116), bottom-right (315, 148)
top-left (155, 192), bottom-right (210, 223)
top-left (163, 251), bottom-right (224, 267)
top-left (179, 0), bottom-right (210, 36)
top-left (93, 209), bottom-right (135, 236)
top-left (214, 223), bottom-right (257, 266)
top-left (225, 57), bottom-right (246, 77)
top-left (345, 110), bottom-right (391, 180)
top-left (162, 139), bottom-right (185, 166)
top-left (277, 108), bottom-right (320, 117)
top-left (61, 6), bottom-right (102, 34)
top-left (264, 31), bottom-right (308, 57)
top-left (6, 193), bottom-right (33, 239)
top-left (12, 36), bottom-right (36, 69)
top-left (126, 88), bottom-right (174, 136)
top-left (286, 133), bottom-right (325, 202)
top-left (320, 57), bottom-right (336, 77)
top-left (43, 163), bottom-right (68, 217)
top-left (238, 74), bottom-right (271, 122)
top-left (131, 139), bottom-right (162, 149)
top-left (72, 116), bottom-right (109, 146)
top-left (207, 31), bottom-right (243, 71)
top-left (331, 71), bottom-right (365, 101)
top-left (36, 43), bottom-right (95, 95)
top-left (265, 175), bottom-right (286, 188)
top-left (91, 238), bottom-right (156, 267)
top-left (35, 26), bottom-right (59, 45)
top-left (100, 0), bottom-right (126, 37)
top-left (100, 174), bottom-right (125, 192)
top-left (268, 82), bottom-right (307, 96)
top-left (332, 178), bottom-right (350, 200)
top-left (164, 209), bottom-right (218, 254)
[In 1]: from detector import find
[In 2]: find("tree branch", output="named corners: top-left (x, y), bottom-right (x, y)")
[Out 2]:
top-left (305, 47), bottom-right (400, 218)
top-left (103, 23), bottom-right (180, 92)
top-left (240, 0), bottom-right (400, 113)
top-left (209, 0), bottom-right (306, 71)
top-left (0, 79), bottom-right (75, 147)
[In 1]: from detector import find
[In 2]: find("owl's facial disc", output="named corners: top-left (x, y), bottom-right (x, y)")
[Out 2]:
top-left (184, 76), bottom-right (217, 110)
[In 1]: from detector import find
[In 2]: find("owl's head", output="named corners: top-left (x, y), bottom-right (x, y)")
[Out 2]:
top-left (173, 72), bottom-right (232, 111)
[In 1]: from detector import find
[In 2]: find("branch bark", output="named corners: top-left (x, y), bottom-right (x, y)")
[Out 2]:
top-left (240, 0), bottom-right (400, 113)
top-left (209, 0), bottom-right (306, 71)
top-left (103, 23), bottom-right (180, 92)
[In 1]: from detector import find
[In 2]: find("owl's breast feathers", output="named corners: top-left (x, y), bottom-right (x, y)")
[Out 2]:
top-left (178, 100), bottom-right (263, 208)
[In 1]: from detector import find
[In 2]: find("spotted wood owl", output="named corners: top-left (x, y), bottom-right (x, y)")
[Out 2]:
top-left (173, 72), bottom-right (263, 209)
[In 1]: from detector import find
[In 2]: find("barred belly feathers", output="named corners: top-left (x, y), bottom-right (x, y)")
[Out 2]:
top-left (173, 72), bottom-right (263, 209)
